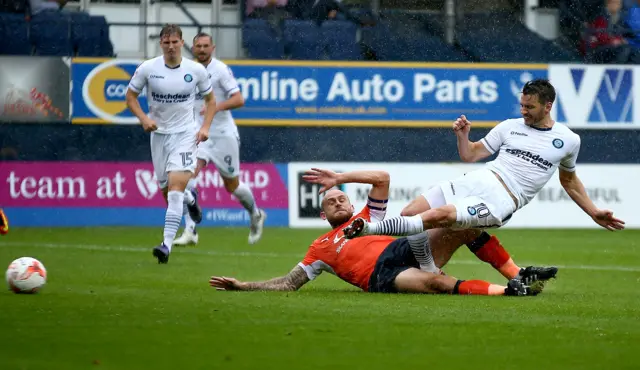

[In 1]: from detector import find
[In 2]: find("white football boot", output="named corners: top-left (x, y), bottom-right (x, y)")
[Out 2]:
top-left (248, 209), bottom-right (266, 245)
top-left (173, 228), bottom-right (199, 246)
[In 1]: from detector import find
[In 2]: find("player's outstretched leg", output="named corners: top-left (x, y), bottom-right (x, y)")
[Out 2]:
top-left (343, 214), bottom-right (425, 239)
top-left (393, 268), bottom-right (544, 296)
top-left (344, 206), bottom-right (456, 239)
top-left (465, 231), bottom-right (558, 283)
top-left (517, 266), bottom-right (558, 285)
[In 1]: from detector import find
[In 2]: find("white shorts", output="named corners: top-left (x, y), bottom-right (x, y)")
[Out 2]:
top-left (196, 132), bottom-right (241, 178)
top-left (424, 168), bottom-right (517, 230)
top-left (150, 129), bottom-right (197, 189)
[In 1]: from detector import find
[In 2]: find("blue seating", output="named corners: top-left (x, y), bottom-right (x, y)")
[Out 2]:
top-left (362, 22), bottom-right (469, 62)
top-left (0, 12), bottom-right (31, 55)
top-left (91, 16), bottom-right (114, 57)
top-left (457, 12), bottom-right (581, 63)
top-left (283, 20), bottom-right (324, 60)
top-left (321, 21), bottom-right (362, 60)
top-left (242, 19), bottom-right (285, 59)
top-left (30, 12), bottom-right (73, 56)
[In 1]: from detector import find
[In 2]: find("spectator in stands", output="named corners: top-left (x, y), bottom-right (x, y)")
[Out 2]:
top-left (246, 0), bottom-right (289, 18)
top-left (582, 0), bottom-right (640, 63)
top-left (285, 0), bottom-right (373, 26)
top-left (29, 0), bottom-right (67, 15)
top-left (246, 0), bottom-right (291, 36)
top-left (624, 0), bottom-right (640, 47)
top-left (308, 0), bottom-right (374, 26)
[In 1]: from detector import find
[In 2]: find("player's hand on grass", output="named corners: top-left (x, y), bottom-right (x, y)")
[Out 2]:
top-left (196, 127), bottom-right (209, 144)
top-left (210, 276), bottom-right (245, 291)
top-left (453, 115), bottom-right (471, 136)
top-left (592, 209), bottom-right (625, 231)
top-left (302, 168), bottom-right (339, 193)
top-left (141, 117), bottom-right (158, 132)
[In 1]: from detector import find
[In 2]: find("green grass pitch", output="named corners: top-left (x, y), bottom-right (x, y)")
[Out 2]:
top-left (1, 227), bottom-right (639, 370)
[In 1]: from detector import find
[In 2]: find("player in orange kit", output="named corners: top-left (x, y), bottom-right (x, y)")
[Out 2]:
top-left (210, 169), bottom-right (545, 296)
top-left (0, 209), bottom-right (9, 235)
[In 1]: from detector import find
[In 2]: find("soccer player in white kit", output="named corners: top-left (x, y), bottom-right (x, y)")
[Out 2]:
top-left (173, 32), bottom-right (266, 246)
top-left (343, 79), bottom-right (625, 278)
top-left (125, 24), bottom-right (217, 264)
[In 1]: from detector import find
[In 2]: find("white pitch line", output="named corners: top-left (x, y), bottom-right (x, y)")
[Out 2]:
top-left (1, 241), bottom-right (640, 273)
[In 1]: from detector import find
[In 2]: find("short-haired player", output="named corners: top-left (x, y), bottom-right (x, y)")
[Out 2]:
top-left (126, 24), bottom-right (217, 263)
top-left (342, 79), bottom-right (625, 284)
top-left (173, 32), bottom-right (266, 247)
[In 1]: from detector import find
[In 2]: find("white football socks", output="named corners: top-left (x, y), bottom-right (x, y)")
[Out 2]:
top-left (233, 182), bottom-right (260, 218)
top-left (163, 191), bottom-right (184, 251)
top-left (407, 231), bottom-right (438, 273)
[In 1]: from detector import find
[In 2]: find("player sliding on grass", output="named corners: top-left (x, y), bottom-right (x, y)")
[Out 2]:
top-left (210, 169), bottom-right (546, 296)
top-left (342, 79), bottom-right (626, 269)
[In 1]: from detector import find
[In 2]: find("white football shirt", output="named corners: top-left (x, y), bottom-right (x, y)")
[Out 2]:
top-left (127, 56), bottom-right (212, 134)
top-left (194, 58), bottom-right (241, 135)
top-left (480, 118), bottom-right (581, 209)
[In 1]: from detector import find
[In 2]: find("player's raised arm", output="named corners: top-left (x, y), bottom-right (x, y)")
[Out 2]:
top-left (304, 168), bottom-right (390, 220)
top-left (126, 63), bottom-right (157, 132)
top-left (209, 265), bottom-right (310, 291)
top-left (453, 115), bottom-right (493, 163)
top-left (302, 168), bottom-right (390, 200)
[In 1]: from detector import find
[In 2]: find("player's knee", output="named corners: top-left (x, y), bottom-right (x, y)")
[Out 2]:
top-left (168, 171), bottom-right (191, 191)
top-left (223, 176), bottom-right (239, 193)
top-left (424, 275), bottom-right (451, 294)
top-left (400, 206), bottom-right (416, 216)
top-left (401, 196), bottom-right (431, 216)
top-left (424, 207), bottom-right (450, 222)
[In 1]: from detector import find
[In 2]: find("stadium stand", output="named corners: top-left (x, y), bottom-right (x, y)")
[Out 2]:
top-left (242, 18), bottom-right (286, 59)
top-left (0, 0), bottom-right (114, 57)
top-left (455, 11), bottom-right (583, 62)
top-left (239, 0), bottom-right (598, 63)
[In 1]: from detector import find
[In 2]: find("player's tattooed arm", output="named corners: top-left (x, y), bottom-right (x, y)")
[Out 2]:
top-left (209, 266), bottom-right (310, 292)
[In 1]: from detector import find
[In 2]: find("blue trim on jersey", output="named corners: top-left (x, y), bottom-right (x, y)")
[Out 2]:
top-left (481, 138), bottom-right (497, 153)
top-left (128, 83), bottom-right (143, 92)
top-left (165, 63), bottom-right (181, 69)
top-left (529, 125), bottom-right (552, 131)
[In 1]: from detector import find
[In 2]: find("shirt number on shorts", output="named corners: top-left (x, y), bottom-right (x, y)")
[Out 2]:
top-left (467, 203), bottom-right (491, 218)
top-left (180, 152), bottom-right (193, 167)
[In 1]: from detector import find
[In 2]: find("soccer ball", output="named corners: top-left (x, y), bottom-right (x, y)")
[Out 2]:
top-left (6, 257), bottom-right (47, 294)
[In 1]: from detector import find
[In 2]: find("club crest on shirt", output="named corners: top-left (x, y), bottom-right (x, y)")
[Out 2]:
top-left (184, 74), bottom-right (193, 82)
top-left (552, 138), bottom-right (564, 149)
